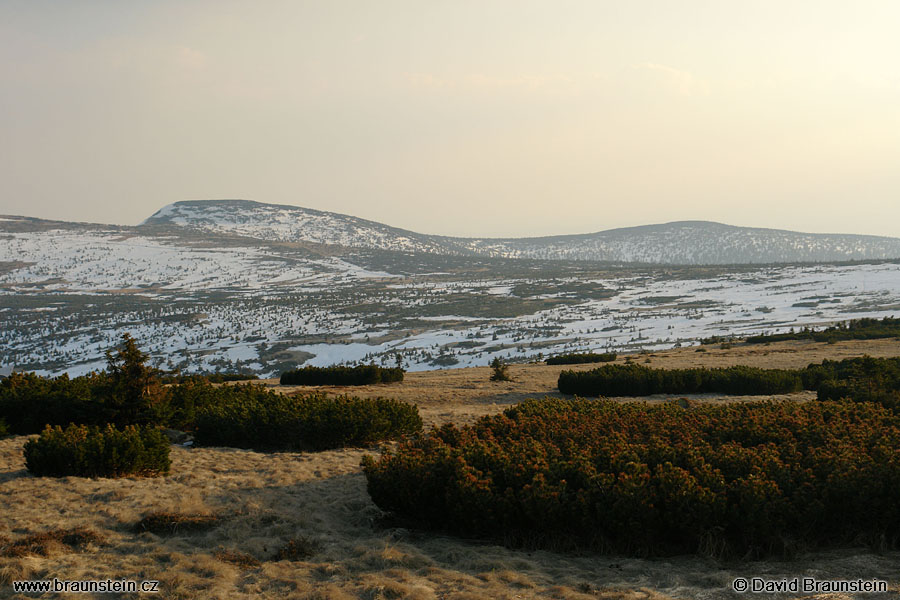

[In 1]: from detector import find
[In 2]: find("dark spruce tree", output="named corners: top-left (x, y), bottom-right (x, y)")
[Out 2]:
top-left (103, 333), bottom-right (169, 426)
top-left (489, 357), bottom-right (512, 382)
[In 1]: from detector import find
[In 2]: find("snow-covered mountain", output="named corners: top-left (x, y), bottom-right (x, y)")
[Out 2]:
top-left (468, 221), bottom-right (900, 264)
top-left (143, 199), bottom-right (900, 265)
top-left (142, 200), bottom-right (470, 255)
top-left (0, 223), bottom-right (394, 293)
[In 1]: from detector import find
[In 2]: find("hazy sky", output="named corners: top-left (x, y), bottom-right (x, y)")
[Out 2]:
top-left (2, 1), bottom-right (899, 238)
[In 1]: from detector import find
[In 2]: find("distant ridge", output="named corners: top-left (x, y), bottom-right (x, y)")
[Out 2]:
top-left (143, 199), bottom-right (900, 265)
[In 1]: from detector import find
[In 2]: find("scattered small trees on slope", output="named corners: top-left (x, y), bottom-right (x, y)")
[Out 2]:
top-left (745, 316), bottom-right (900, 344)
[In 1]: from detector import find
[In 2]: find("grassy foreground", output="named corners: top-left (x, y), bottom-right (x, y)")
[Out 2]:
top-left (1, 338), bottom-right (899, 599)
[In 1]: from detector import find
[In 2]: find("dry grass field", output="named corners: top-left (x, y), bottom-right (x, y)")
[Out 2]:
top-left (2, 338), bottom-right (900, 599)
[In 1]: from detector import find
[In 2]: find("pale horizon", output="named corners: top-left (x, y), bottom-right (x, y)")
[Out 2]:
top-left (2, 1), bottom-right (899, 238)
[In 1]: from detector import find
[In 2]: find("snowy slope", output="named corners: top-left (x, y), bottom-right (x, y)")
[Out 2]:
top-left (0, 228), bottom-right (396, 292)
top-left (142, 200), bottom-right (900, 265)
top-left (142, 200), bottom-right (470, 255)
top-left (470, 222), bottom-right (900, 264)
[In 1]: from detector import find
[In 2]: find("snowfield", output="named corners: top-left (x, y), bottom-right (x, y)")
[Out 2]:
top-left (3, 206), bottom-right (899, 376)
top-left (0, 230), bottom-right (386, 291)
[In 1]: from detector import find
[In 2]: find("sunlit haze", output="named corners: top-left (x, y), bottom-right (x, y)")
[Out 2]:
top-left (2, 1), bottom-right (899, 238)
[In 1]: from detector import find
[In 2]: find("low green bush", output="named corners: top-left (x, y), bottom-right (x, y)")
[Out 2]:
top-left (280, 364), bottom-right (404, 386)
top-left (164, 376), bottom-right (232, 432)
top-left (193, 384), bottom-right (421, 451)
top-left (699, 335), bottom-right (735, 345)
top-left (0, 371), bottom-right (212, 434)
top-left (558, 364), bottom-right (803, 397)
top-left (160, 372), bottom-right (259, 385)
top-left (555, 356), bottom-right (900, 411)
top-left (0, 335), bottom-right (171, 434)
top-left (0, 369), bottom-right (417, 445)
top-left (818, 379), bottom-right (900, 411)
top-left (24, 424), bottom-right (171, 478)
top-left (801, 355), bottom-right (900, 388)
top-left (363, 398), bottom-right (900, 556)
top-left (545, 352), bottom-right (617, 365)
top-left (0, 372), bottom-right (107, 434)
top-left (805, 356), bottom-right (900, 411)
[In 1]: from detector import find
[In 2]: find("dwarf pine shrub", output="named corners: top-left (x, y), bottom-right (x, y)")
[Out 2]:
top-left (280, 364), bottom-right (404, 386)
top-left (545, 352), bottom-right (617, 365)
top-left (363, 398), bottom-right (900, 557)
top-left (0, 335), bottom-right (171, 434)
top-left (24, 423), bottom-right (170, 478)
top-left (193, 384), bottom-right (421, 451)
top-left (558, 363), bottom-right (803, 396)
top-left (160, 372), bottom-right (259, 384)
top-left (805, 356), bottom-right (900, 411)
top-left (0, 372), bottom-right (107, 434)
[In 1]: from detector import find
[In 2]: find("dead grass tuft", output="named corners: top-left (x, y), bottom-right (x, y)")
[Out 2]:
top-left (361, 581), bottom-right (416, 600)
top-left (596, 588), bottom-right (674, 599)
top-left (576, 581), bottom-right (594, 593)
top-left (133, 511), bottom-right (223, 535)
top-left (496, 569), bottom-right (536, 588)
top-left (300, 586), bottom-right (358, 600)
top-left (276, 536), bottom-right (322, 561)
top-left (544, 586), bottom-right (594, 600)
top-left (0, 527), bottom-right (105, 558)
top-left (155, 572), bottom-right (196, 600)
top-left (313, 562), bottom-right (347, 579)
top-left (214, 548), bottom-right (261, 569)
top-left (0, 561), bottom-right (34, 585)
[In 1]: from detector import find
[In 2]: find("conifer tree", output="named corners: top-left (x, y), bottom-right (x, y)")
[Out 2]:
top-left (489, 357), bottom-right (511, 382)
top-left (104, 333), bottom-right (167, 425)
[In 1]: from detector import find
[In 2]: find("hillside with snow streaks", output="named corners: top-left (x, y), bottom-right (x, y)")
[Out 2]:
top-left (0, 229), bottom-right (394, 292)
top-left (470, 222), bottom-right (900, 264)
top-left (144, 200), bottom-right (900, 265)
top-left (4, 259), bottom-right (900, 377)
top-left (143, 200), bottom-right (468, 255)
